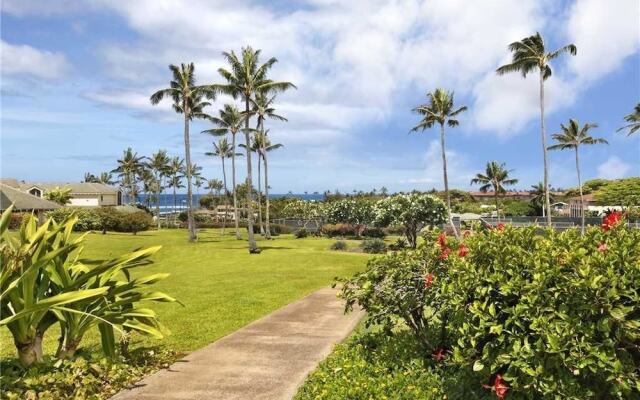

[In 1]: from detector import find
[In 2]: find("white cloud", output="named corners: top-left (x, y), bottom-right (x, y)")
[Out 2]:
top-left (402, 140), bottom-right (474, 189)
top-left (1, 40), bottom-right (70, 79)
top-left (597, 156), bottom-right (632, 179)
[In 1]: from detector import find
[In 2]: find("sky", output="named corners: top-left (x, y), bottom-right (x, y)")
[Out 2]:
top-left (1, 0), bottom-right (639, 194)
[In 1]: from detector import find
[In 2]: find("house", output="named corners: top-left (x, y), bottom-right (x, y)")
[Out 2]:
top-left (470, 191), bottom-right (535, 201)
top-left (568, 194), bottom-right (623, 217)
top-left (0, 183), bottom-right (61, 223)
top-left (0, 179), bottom-right (122, 207)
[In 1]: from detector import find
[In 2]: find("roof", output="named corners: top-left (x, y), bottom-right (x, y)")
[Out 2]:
top-left (470, 191), bottom-right (533, 197)
top-left (0, 183), bottom-right (62, 211)
top-left (1, 179), bottom-right (120, 195)
top-left (569, 194), bottom-right (595, 202)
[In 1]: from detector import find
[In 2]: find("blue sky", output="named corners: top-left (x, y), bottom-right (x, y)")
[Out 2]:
top-left (1, 0), bottom-right (638, 194)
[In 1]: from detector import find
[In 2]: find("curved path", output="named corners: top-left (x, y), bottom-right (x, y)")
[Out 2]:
top-left (112, 287), bottom-right (363, 400)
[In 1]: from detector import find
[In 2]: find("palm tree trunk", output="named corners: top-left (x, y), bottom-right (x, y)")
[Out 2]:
top-left (440, 124), bottom-right (459, 238)
top-left (156, 173), bottom-right (161, 230)
top-left (221, 157), bottom-right (227, 236)
top-left (540, 70), bottom-right (552, 226)
top-left (173, 183), bottom-right (177, 227)
top-left (231, 134), bottom-right (241, 240)
top-left (183, 108), bottom-right (196, 242)
top-left (257, 152), bottom-right (265, 235)
top-left (576, 147), bottom-right (585, 235)
top-left (263, 147), bottom-right (272, 239)
top-left (244, 96), bottom-right (258, 253)
top-left (494, 190), bottom-right (500, 222)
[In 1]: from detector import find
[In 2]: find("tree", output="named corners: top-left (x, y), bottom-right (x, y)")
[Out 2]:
top-left (374, 193), bottom-right (447, 248)
top-left (617, 103), bottom-right (640, 137)
top-left (411, 88), bottom-right (467, 238)
top-left (112, 147), bottom-right (144, 204)
top-left (83, 172), bottom-right (98, 183)
top-left (250, 92), bottom-right (289, 239)
top-left (529, 182), bottom-right (555, 217)
top-left (549, 119), bottom-right (608, 234)
top-left (203, 105), bottom-right (245, 240)
top-left (324, 198), bottom-right (376, 237)
top-left (497, 32), bottom-right (576, 225)
top-left (150, 63), bottom-right (215, 242)
top-left (470, 161), bottom-right (519, 221)
top-left (167, 157), bottom-right (185, 226)
top-left (190, 162), bottom-right (204, 202)
top-left (139, 168), bottom-right (156, 209)
top-left (206, 179), bottom-right (224, 196)
top-left (216, 46), bottom-right (296, 253)
top-left (45, 187), bottom-right (72, 205)
top-left (98, 172), bottom-right (115, 185)
top-left (147, 150), bottom-right (170, 229)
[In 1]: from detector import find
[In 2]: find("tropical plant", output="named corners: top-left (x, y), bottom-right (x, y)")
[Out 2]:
top-left (83, 172), bottom-right (98, 183)
top-left (203, 105), bottom-right (246, 240)
top-left (411, 88), bottom-right (467, 238)
top-left (529, 182), bottom-right (556, 217)
top-left (549, 119), bottom-right (608, 233)
top-left (374, 193), bottom-right (447, 248)
top-left (150, 63), bottom-right (215, 242)
top-left (206, 179), bottom-right (224, 196)
top-left (324, 199), bottom-right (376, 237)
top-left (617, 103), bottom-right (640, 136)
top-left (190, 162), bottom-right (204, 200)
top-left (250, 92), bottom-right (289, 239)
top-left (470, 161), bottom-right (519, 221)
top-left (216, 46), bottom-right (296, 253)
top-left (147, 150), bottom-right (170, 229)
top-left (167, 157), bottom-right (185, 226)
top-left (361, 238), bottom-right (387, 254)
top-left (112, 147), bottom-right (144, 204)
top-left (497, 32), bottom-right (577, 225)
top-left (98, 172), bottom-right (116, 185)
top-left (44, 187), bottom-right (72, 205)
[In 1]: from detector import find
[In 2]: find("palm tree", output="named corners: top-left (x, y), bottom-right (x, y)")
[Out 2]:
top-left (140, 168), bottom-right (157, 209)
top-left (112, 147), bottom-right (144, 204)
top-left (529, 182), bottom-right (555, 217)
top-left (203, 105), bottom-right (246, 240)
top-left (497, 32), bottom-right (576, 225)
top-left (617, 103), bottom-right (640, 137)
top-left (98, 172), bottom-right (115, 185)
top-left (206, 179), bottom-right (223, 196)
top-left (411, 88), bottom-right (467, 238)
top-left (549, 119), bottom-right (608, 234)
top-left (168, 157), bottom-right (185, 226)
top-left (471, 161), bottom-right (519, 221)
top-left (250, 92), bottom-right (288, 239)
top-left (216, 46), bottom-right (296, 253)
top-left (190, 162), bottom-right (204, 204)
top-left (147, 150), bottom-right (170, 229)
top-left (83, 172), bottom-right (98, 183)
top-left (150, 63), bottom-right (215, 242)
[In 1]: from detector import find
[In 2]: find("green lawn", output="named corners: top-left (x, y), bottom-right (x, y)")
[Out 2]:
top-left (0, 229), bottom-right (370, 359)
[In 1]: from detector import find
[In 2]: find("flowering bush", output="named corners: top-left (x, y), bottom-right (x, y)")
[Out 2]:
top-left (324, 199), bottom-right (376, 236)
top-left (374, 193), bottom-right (447, 247)
top-left (338, 222), bottom-right (640, 399)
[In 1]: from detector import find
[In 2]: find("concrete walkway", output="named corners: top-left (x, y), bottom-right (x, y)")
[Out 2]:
top-left (112, 287), bottom-right (363, 400)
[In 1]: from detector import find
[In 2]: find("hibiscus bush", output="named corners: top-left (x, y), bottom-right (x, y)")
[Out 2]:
top-left (338, 216), bottom-right (640, 399)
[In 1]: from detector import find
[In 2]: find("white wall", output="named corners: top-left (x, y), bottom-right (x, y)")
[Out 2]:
top-left (68, 197), bottom-right (99, 207)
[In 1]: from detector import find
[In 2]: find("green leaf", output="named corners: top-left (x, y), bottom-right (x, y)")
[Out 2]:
top-left (473, 360), bottom-right (484, 371)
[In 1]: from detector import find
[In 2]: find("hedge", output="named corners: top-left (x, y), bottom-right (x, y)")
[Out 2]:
top-left (46, 207), bottom-right (152, 234)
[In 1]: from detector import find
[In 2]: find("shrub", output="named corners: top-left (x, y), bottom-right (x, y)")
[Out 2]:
top-left (116, 212), bottom-right (153, 234)
top-left (199, 194), bottom-right (216, 209)
top-left (321, 223), bottom-right (357, 237)
top-left (338, 222), bottom-right (640, 399)
top-left (47, 207), bottom-right (152, 234)
top-left (269, 224), bottom-right (292, 236)
top-left (388, 237), bottom-right (408, 251)
top-left (294, 228), bottom-right (309, 239)
top-left (361, 238), bottom-right (386, 254)
top-left (8, 212), bottom-right (25, 230)
top-left (362, 226), bottom-right (386, 238)
top-left (178, 211), bottom-right (188, 222)
top-left (324, 198), bottom-right (376, 236)
top-left (330, 240), bottom-right (348, 251)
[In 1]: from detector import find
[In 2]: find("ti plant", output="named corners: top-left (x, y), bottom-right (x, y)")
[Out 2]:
top-left (0, 206), bottom-right (178, 366)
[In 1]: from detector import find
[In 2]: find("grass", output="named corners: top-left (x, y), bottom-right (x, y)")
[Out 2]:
top-left (0, 228), bottom-right (370, 359)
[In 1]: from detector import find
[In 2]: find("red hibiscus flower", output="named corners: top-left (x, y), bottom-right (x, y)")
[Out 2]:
top-left (463, 230), bottom-right (472, 238)
top-left (496, 223), bottom-right (505, 231)
top-left (597, 243), bottom-right (607, 252)
top-left (439, 248), bottom-right (451, 260)
top-left (483, 374), bottom-right (509, 399)
top-left (432, 347), bottom-right (446, 362)
top-left (458, 244), bottom-right (469, 257)
top-left (424, 273), bottom-right (434, 288)
top-left (437, 233), bottom-right (447, 248)
top-left (602, 211), bottom-right (623, 231)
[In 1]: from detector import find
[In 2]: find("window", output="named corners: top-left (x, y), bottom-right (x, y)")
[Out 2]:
top-left (29, 188), bottom-right (42, 197)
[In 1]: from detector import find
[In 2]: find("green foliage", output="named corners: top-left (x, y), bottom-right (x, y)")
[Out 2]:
top-left (388, 237), bottom-right (408, 251)
top-left (47, 208), bottom-right (152, 234)
top-left (362, 227), bottom-right (386, 238)
top-left (294, 228), bottom-right (309, 239)
top-left (44, 187), bottom-right (72, 205)
top-left (8, 212), bottom-right (25, 230)
top-left (0, 348), bottom-right (177, 400)
top-left (330, 240), bottom-right (348, 251)
top-left (338, 224), bottom-right (640, 399)
top-left (324, 199), bottom-right (376, 236)
top-left (374, 193), bottom-right (447, 247)
top-left (268, 224), bottom-right (292, 236)
top-left (501, 199), bottom-right (536, 216)
top-left (321, 224), bottom-right (357, 237)
top-left (593, 177), bottom-right (640, 206)
top-left (360, 238), bottom-right (386, 254)
top-left (198, 195), bottom-right (217, 209)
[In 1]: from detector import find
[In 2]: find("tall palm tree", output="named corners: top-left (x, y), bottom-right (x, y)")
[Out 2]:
top-left (203, 105), bottom-right (246, 240)
top-left (548, 119), bottom-right (608, 234)
top-left (411, 88), bottom-right (467, 238)
top-left (206, 179), bottom-right (223, 196)
top-left (190, 162), bottom-right (204, 204)
top-left (216, 46), bottom-right (296, 253)
top-left (150, 63), bottom-right (215, 242)
top-left (112, 147), bottom-right (144, 205)
top-left (147, 150), bottom-right (170, 229)
top-left (617, 103), bottom-right (640, 137)
top-left (98, 172), bottom-right (115, 185)
top-left (168, 157), bottom-right (185, 226)
top-left (83, 172), bottom-right (98, 183)
top-left (206, 138), bottom-right (237, 198)
top-left (250, 92), bottom-right (288, 239)
top-left (471, 161), bottom-right (519, 221)
top-left (497, 32), bottom-right (576, 225)
top-left (140, 168), bottom-right (156, 209)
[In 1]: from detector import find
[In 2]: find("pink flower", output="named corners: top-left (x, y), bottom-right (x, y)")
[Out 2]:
top-left (432, 347), bottom-right (446, 362)
top-left (602, 211), bottom-right (623, 231)
top-left (439, 248), bottom-right (451, 260)
top-left (458, 244), bottom-right (469, 257)
top-left (597, 243), bottom-right (607, 252)
top-left (424, 273), bottom-right (434, 288)
top-left (496, 223), bottom-right (505, 231)
top-left (463, 230), bottom-right (472, 238)
top-left (483, 374), bottom-right (509, 399)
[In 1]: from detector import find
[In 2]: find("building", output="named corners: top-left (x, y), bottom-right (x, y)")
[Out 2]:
top-left (0, 182), bottom-right (61, 223)
top-left (568, 194), bottom-right (623, 217)
top-left (470, 191), bottom-right (535, 201)
top-left (0, 179), bottom-right (122, 207)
